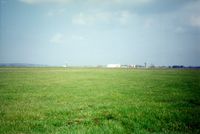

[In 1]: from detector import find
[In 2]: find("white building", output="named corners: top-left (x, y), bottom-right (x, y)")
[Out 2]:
top-left (107, 64), bottom-right (121, 68)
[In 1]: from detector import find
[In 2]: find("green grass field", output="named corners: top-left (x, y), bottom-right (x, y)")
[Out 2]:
top-left (0, 68), bottom-right (200, 134)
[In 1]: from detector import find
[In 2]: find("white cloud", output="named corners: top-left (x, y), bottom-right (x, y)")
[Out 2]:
top-left (89, 0), bottom-right (154, 5)
top-left (144, 18), bottom-right (155, 29)
top-left (72, 12), bottom-right (113, 25)
top-left (118, 11), bottom-right (132, 25)
top-left (49, 33), bottom-right (87, 44)
top-left (72, 11), bottom-right (132, 26)
top-left (119, 0), bottom-right (154, 4)
top-left (19, 0), bottom-right (71, 5)
top-left (179, 0), bottom-right (200, 28)
top-left (72, 13), bottom-right (95, 25)
top-left (19, 0), bottom-right (154, 5)
top-left (47, 8), bottom-right (66, 16)
top-left (71, 35), bottom-right (86, 40)
top-left (190, 15), bottom-right (200, 28)
top-left (175, 27), bottom-right (186, 33)
top-left (50, 33), bottom-right (64, 44)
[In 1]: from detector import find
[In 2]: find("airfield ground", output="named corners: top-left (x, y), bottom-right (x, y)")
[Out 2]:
top-left (0, 68), bottom-right (199, 133)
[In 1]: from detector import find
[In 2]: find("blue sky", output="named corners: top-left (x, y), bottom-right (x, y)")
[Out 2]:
top-left (0, 0), bottom-right (200, 66)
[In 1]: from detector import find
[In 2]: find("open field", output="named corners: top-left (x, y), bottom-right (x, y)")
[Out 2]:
top-left (0, 68), bottom-right (200, 134)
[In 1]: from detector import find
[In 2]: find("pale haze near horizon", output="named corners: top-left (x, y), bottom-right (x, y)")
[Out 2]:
top-left (0, 0), bottom-right (200, 66)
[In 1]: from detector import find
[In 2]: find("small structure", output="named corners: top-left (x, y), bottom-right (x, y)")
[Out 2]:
top-left (121, 65), bottom-right (128, 68)
top-left (129, 64), bottom-right (136, 68)
top-left (107, 64), bottom-right (121, 68)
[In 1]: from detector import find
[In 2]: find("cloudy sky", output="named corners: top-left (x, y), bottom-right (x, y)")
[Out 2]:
top-left (0, 0), bottom-right (200, 66)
